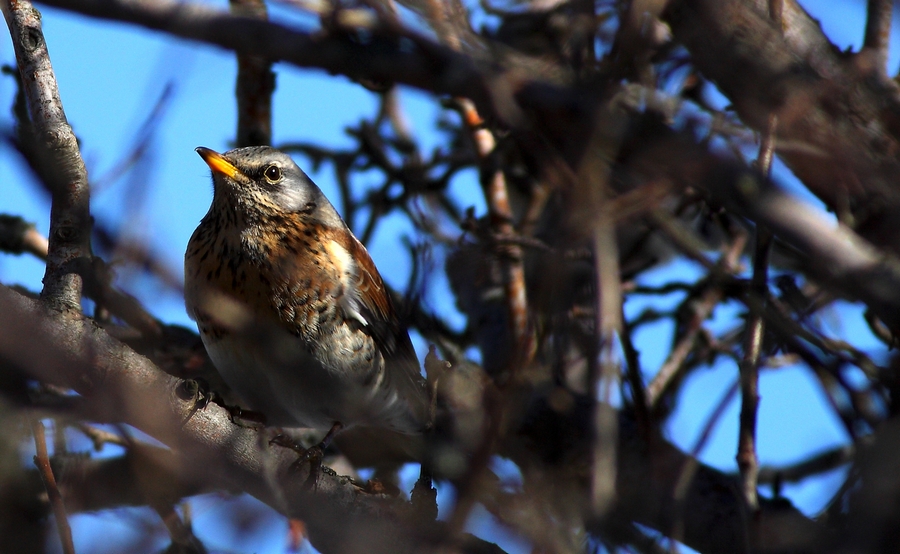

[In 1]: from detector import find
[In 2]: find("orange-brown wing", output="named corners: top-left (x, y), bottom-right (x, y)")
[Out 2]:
top-left (344, 234), bottom-right (420, 365)
top-left (343, 233), bottom-right (430, 428)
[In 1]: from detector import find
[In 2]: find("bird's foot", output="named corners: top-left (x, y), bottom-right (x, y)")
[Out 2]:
top-left (269, 433), bottom-right (325, 489)
top-left (177, 378), bottom-right (221, 425)
top-left (269, 423), bottom-right (344, 489)
top-left (175, 378), bottom-right (267, 428)
top-left (224, 405), bottom-right (267, 429)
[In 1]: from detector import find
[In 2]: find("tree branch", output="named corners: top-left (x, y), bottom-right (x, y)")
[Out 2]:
top-left (33, 0), bottom-right (526, 126)
top-left (863, 0), bottom-right (893, 74)
top-left (32, 420), bottom-right (75, 554)
top-left (2, 0), bottom-right (92, 308)
top-left (0, 285), bottom-right (456, 554)
top-left (664, 0), bottom-right (900, 253)
top-left (230, 0), bottom-right (274, 147)
top-left (625, 129), bottom-right (900, 335)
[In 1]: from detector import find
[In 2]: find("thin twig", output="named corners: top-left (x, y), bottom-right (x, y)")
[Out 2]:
top-left (445, 383), bottom-right (502, 535)
top-left (36, 0), bottom-right (526, 127)
top-left (646, 232), bottom-right (748, 407)
top-left (620, 303), bottom-right (651, 434)
top-left (32, 420), bottom-right (75, 554)
top-left (670, 379), bottom-right (740, 548)
top-left (756, 443), bottom-right (856, 485)
top-left (2, 0), bottom-right (92, 309)
top-left (75, 423), bottom-right (129, 451)
top-left (458, 98), bottom-right (535, 371)
top-left (646, 208), bottom-right (719, 273)
top-left (737, 111), bottom-right (778, 512)
top-left (231, 0), bottom-right (274, 147)
top-left (0, 216), bottom-right (160, 334)
top-left (0, 214), bottom-right (49, 259)
top-left (767, 0), bottom-right (783, 30)
top-left (154, 504), bottom-right (205, 552)
top-left (863, 0), bottom-right (893, 74)
top-left (591, 216), bottom-right (622, 516)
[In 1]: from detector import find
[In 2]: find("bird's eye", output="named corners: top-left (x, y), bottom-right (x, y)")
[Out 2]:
top-left (263, 165), bottom-right (282, 183)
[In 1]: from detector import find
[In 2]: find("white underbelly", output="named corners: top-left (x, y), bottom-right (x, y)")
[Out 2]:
top-left (202, 324), bottom-right (389, 431)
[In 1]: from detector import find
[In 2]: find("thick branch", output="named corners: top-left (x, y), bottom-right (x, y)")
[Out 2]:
top-left (4, 278), bottom-right (829, 553)
top-left (625, 129), bottom-right (900, 335)
top-left (2, 0), bottom-right (92, 308)
top-left (34, 0), bottom-right (526, 126)
top-left (0, 285), bottom-right (441, 554)
top-left (53, 445), bottom-right (214, 513)
top-left (664, 0), bottom-right (900, 253)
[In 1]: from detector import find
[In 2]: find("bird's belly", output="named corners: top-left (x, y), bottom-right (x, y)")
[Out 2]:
top-left (201, 323), bottom-right (383, 431)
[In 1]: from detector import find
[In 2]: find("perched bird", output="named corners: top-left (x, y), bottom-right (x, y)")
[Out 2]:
top-left (184, 146), bottom-right (429, 443)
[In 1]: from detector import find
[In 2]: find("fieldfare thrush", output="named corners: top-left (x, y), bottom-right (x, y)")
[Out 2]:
top-left (185, 146), bottom-right (429, 448)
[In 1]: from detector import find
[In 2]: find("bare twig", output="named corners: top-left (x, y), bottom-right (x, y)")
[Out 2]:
top-left (670, 379), bottom-right (739, 546)
top-left (646, 207), bottom-right (719, 274)
top-left (3, 280), bottom-right (828, 553)
top-left (737, 113), bottom-right (778, 512)
top-left (863, 0), bottom-right (893, 74)
top-left (0, 216), bottom-right (161, 334)
top-left (591, 216), bottom-right (622, 517)
top-left (441, 382), bottom-right (500, 537)
top-left (155, 504), bottom-right (206, 552)
top-left (0, 214), bottom-right (49, 259)
top-left (2, 0), bottom-right (92, 309)
top-left (663, 0), bottom-right (900, 253)
top-left (458, 98), bottom-right (535, 370)
top-left (620, 303), bottom-right (651, 433)
top-left (767, 0), bottom-right (783, 27)
top-left (74, 423), bottom-right (128, 451)
top-left (756, 443), bottom-right (856, 486)
top-left (646, 232), bottom-right (747, 407)
top-left (54, 445), bottom-right (214, 513)
top-left (231, 0), bottom-right (274, 147)
top-left (32, 420), bottom-right (75, 554)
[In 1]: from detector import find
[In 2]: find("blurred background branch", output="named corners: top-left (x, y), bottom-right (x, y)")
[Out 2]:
top-left (0, 0), bottom-right (898, 552)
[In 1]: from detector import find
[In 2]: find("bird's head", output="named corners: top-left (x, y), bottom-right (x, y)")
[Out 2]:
top-left (196, 146), bottom-right (344, 228)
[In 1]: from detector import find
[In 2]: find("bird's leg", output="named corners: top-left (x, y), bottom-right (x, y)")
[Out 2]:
top-left (225, 405), bottom-right (268, 428)
top-left (410, 463), bottom-right (437, 524)
top-left (295, 422), bottom-right (344, 473)
top-left (270, 422), bottom-right (344, 488)
top-left (176, 378), bottom-right (269, 428)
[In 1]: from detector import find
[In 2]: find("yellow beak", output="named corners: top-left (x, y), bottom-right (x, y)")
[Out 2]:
top-left (196, 147), bottom-right (241, 180)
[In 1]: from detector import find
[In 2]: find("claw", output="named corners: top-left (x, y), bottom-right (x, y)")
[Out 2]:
top-left (177, 378), bottom-right (216, 425)
top-left (269, 422), bottom-right (344, 489)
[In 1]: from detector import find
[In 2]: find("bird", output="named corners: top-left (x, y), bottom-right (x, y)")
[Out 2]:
top-left (184, 146), bottom-right (430, 450)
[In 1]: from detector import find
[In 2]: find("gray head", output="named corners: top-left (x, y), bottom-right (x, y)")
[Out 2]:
top-left (196, 145), bottom-right (345, 229)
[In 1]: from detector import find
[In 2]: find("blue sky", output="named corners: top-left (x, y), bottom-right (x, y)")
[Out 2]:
top-left (0, 0), bottom-right (896, 552)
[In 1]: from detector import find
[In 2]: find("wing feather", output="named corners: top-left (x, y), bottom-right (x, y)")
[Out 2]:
top-left (326, 229), bottom-right (429, 428)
